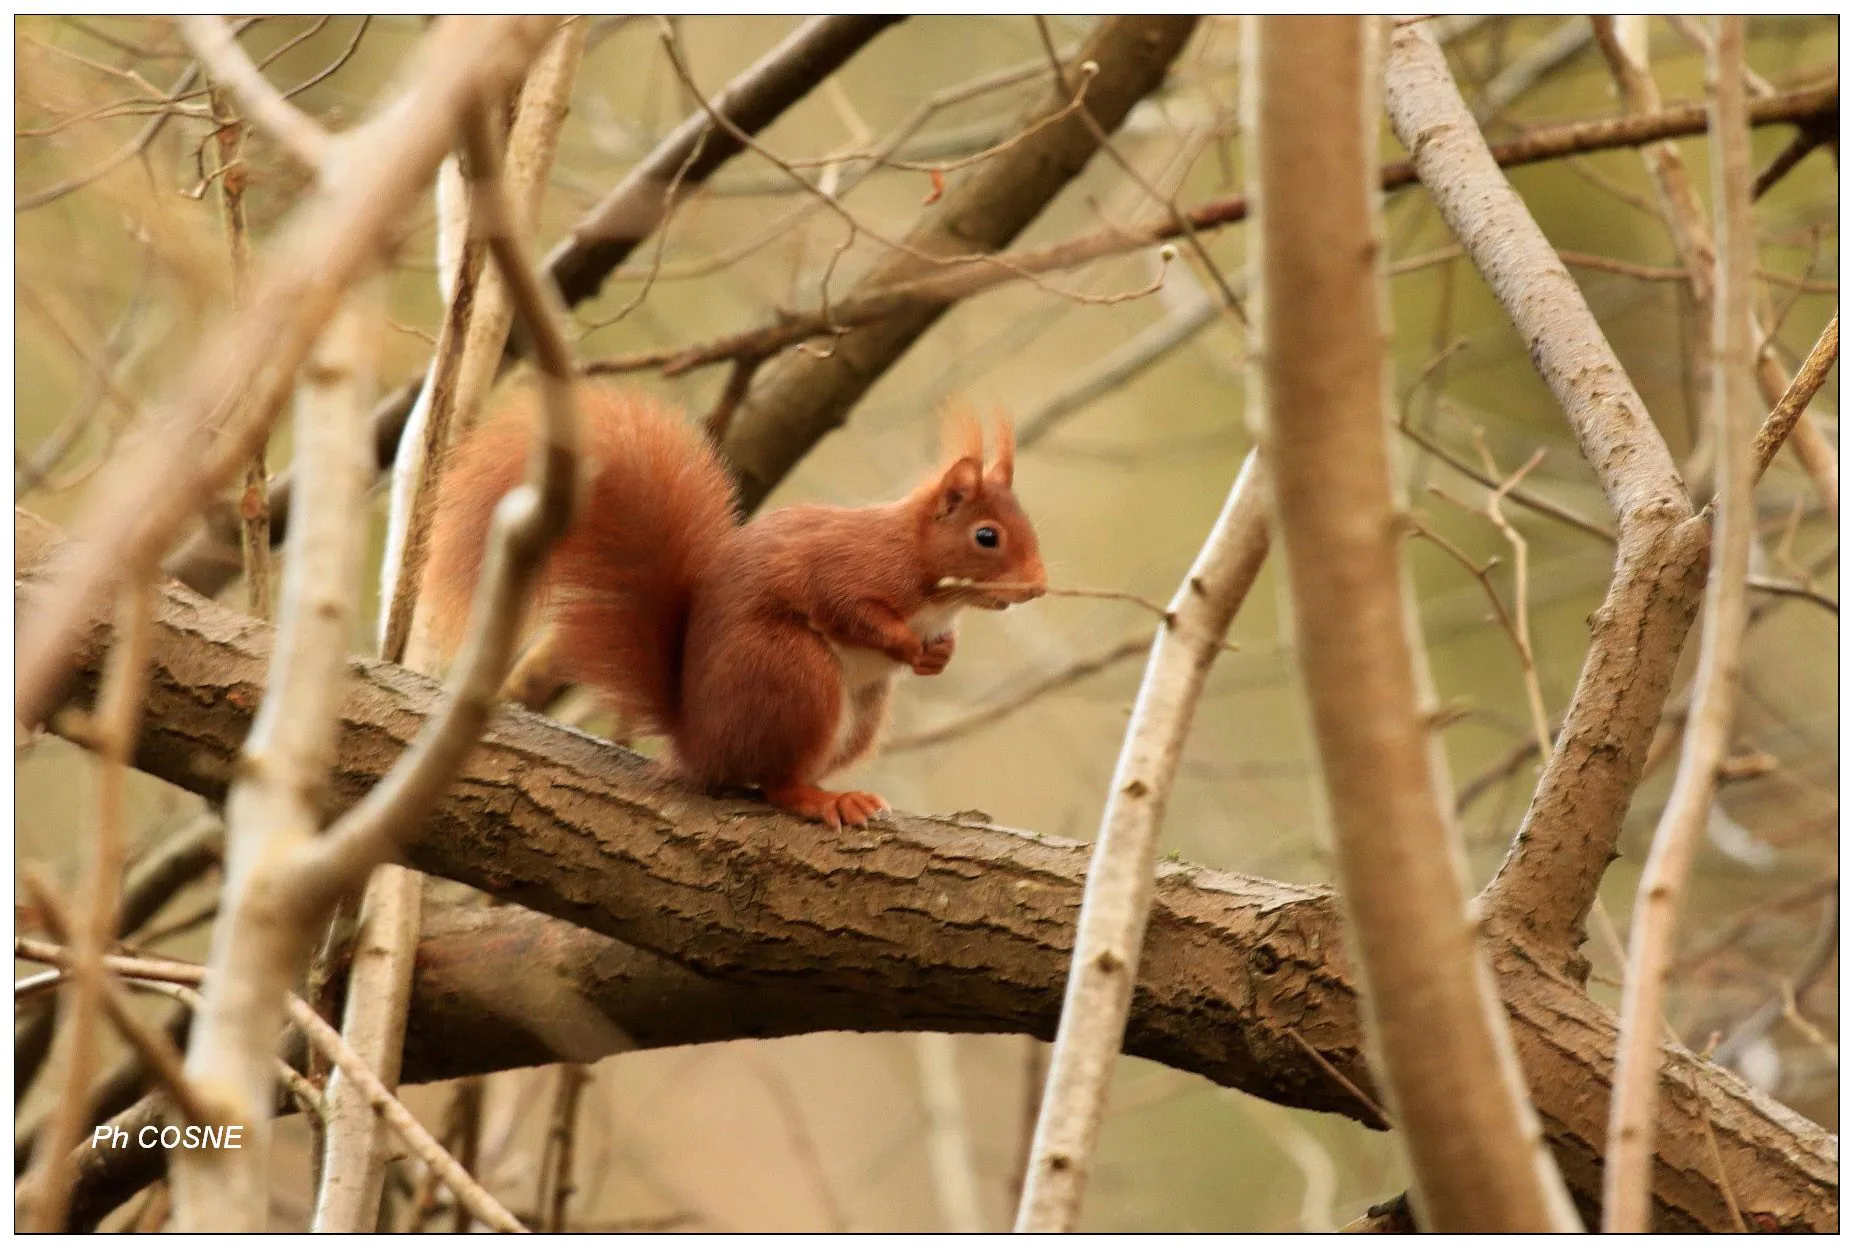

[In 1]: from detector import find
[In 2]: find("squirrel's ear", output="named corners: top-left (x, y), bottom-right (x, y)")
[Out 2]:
top-left (940, 401), bottom-right (985, 464)
top-left (986, 408), bottom-right (1015, 487)
top-left (934, 456), bottom-right (982, 519)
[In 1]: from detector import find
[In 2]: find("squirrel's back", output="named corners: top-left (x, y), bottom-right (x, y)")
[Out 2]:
top-left (423, 383), bottom-right (739, 731)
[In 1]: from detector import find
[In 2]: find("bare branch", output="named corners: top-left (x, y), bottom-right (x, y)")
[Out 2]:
top-left (1749, 314), bottom-right (1838, 485)
top-left (1605, 19), bottom-right (1757, 1231)
top-left (1016, 449), bottom-right (1268, 1230)
top-left (20, 505), bottom-right (1839, 1233)
top-left (295, 93), bottom-right (582, 912)
top-left (718, 14), bottom-right (1201, 510)
top-left (1384, 19), bottom-right (1713, 972)
top-left (286, 992), bottom-right (527, 1233)
top-left (383, 18), bottom-right (586, 666)
top-left (1254, 18), bottom-right (1576, 1231)
top-left (178, 15), bottom-right (330, 171)
top-left (171, 283), bottom-right (381, 1232)
top-left (16, 15), bottom-right (559, 734)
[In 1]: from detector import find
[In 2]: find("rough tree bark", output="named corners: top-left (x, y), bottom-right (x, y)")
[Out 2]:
top-left (1249, 15), bottom-right (1576, 1231)
top-left (1383, 21), bottom-right (1712, 979)
top-left (19, 507), bottom-right (1837, 1233)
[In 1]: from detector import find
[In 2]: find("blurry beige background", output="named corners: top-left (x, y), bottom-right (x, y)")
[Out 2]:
top-left (16, 15), bottom-right (1836, 1231)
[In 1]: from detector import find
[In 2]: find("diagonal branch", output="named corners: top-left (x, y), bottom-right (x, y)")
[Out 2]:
top-left (19, 504), bottom-right (1836, 1234)
top-left (15, 15), bottom-right (558, 735)
top-left (163, 16), bottom-right (905, 599)
top-left (716, 14), bottom-right (1202, 510)
top-left (1016, 450), bottom-right (1269, 1230)
top-left (1384, 20), bottom-right (1711, 973)
top-left (1605, 19), bottom-right (1758, 1231)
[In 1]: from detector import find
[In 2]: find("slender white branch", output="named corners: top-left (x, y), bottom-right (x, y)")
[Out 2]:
top-left (296, 95), bottom-right (582, 913)
top-left (1604, 17), bottom-right (1757, 1232)
top-left (1015, 449), bottom-right (1270, 1231)
top-left (286, 996), bottom-right (527, 1233)
top-left (172, 284), bottom-right (381, 1233)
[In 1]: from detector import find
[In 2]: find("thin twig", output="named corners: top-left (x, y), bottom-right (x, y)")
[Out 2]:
top-left (178, 16), bottom-right (330, 171)
top-left (1604, 19), bottom-right (1756, 1232)
top-left (889, 630), bottom-right (1152, 752)
top-left (207, 86), bottom-right (271, 622)
top-left (537, 1064), bottom-right (589, 1233)
top-left (1747, 314), bottom-right (1838, 486)
top-left (18, 879), bottom-right (216, 1132)
top-left (18, 579), bottom-right (153, 1232)
top-left (285, 995), bottom-right (528, 1233)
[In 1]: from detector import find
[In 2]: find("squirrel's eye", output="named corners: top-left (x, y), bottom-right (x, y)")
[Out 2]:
top-left (974, 526), bottom-right (1000, 549)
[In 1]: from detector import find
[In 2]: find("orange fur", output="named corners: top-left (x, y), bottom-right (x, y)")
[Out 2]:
top-left (425, 382), bottom-right (1048, 828)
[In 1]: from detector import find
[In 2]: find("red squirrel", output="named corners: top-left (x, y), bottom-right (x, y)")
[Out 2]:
top-left (423, 383), bottom-right (1047, 829)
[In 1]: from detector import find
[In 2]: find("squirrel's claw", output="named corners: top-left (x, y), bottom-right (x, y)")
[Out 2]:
top-left (766, 783), bottom-right (892, 830)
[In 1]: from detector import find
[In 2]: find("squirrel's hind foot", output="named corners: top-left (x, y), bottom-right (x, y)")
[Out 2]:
top-left (764, 783), bottom-right (891, 831)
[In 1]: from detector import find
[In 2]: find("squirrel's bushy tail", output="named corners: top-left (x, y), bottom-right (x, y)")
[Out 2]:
top-left (423, 384), bottom-right (739, 732)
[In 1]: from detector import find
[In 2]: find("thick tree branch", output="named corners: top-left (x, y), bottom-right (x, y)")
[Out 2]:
top-left (1384, 21), bottom-right (1712, 975)
top-left (163, 16), bottom-right (904, 598)
top-left (718, 15), bottom-right (1201, 510)
top-left (1253, 18), bottom-right (1574, 1231)
top-left (19, 505), bottom-right (1837, 1233)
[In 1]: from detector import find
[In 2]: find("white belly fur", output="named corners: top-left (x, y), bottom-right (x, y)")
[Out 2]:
top-left (826, 602), bottom-right (965, 764)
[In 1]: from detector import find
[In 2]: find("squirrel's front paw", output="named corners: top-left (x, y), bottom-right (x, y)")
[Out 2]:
top-left (912, 632), bottom-right (955, 676)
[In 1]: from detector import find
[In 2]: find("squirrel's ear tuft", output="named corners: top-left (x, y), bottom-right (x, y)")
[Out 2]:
top-left (987, 407), bottom-right (1015, 487)
top-left (940, 399), bottom-right (985, 466)
top-left (934, 456), bottom-right (982, 519)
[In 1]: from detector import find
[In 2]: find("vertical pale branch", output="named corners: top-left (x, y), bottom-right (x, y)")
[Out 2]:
top-left (317, 28), bottom-right (586, 1232)
top-left (172, 284), bottom-right (383, 1233)
top-left (292, 94), bottom-right (582, 920)
top-left (1015, 450), bottom-right (1270, 1231)
top-left (308, 871), bottom-right (422, 1232)
top-left (385, 17), bottom-right (586, 665)
top-left (1250, 16), bottom-right (1577, 1231)
top-left (19, 585), bottom-right (153, 1232)
top-left (1603, 18), bottom-right (1756, 1233)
